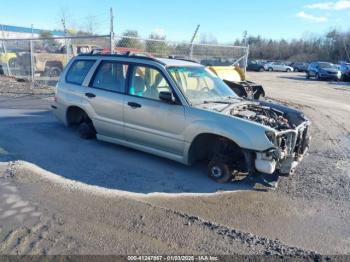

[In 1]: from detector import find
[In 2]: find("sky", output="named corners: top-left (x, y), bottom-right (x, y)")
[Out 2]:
top-left (0, 0), bottom-right (349, 42)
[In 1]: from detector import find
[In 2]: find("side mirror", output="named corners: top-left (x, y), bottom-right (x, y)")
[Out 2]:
top-left (159, 91), bottom-right (176, 104)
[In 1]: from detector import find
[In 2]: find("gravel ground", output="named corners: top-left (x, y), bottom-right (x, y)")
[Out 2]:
top-left (0, 76), bottom-right (54, 97)
top-left (0, 73), bottom-right (349, 257)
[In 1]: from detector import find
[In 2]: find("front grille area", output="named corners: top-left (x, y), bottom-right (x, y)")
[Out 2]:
top-left (294, 125), bottom-right (309, 156)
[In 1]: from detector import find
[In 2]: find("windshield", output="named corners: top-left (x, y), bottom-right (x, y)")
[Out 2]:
top-left (167, 66), bottom-right (237, 105)
top-left (319, 63), bottom-right (337, 69)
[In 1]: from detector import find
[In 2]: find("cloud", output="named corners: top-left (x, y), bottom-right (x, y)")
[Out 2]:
top-left (297, 11), bottom-right (328, 22)
top-left (305, 1), bottom-right (350, 10)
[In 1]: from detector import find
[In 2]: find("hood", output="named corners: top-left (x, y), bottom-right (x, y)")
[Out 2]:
top-left (196, 99), bottom-right (305, 131)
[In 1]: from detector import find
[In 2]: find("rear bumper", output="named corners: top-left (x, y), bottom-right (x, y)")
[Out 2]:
top-left (51, 101), bottom-right (68, 126)
top-left (319, 73), bottom-right (340, 80)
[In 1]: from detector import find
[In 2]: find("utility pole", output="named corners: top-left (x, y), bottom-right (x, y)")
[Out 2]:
top-left (242, 30), bottom-right (248, 46)
top-left (61, 18), bottom-right (69, 63)
top-left (1, 24), bottom-right (11, 76)
top-left (343, 40), bottom-right (350, 62)
top-left (110, 7), bottom-right (114, 54)
top-left (189, 24), bottom-right (200, 59)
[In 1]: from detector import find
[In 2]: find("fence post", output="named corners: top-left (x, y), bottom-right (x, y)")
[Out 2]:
top-left (30, 25), bottom-right (34, 85)
top-left (2, 40), bottom-right (11, 76)
top-left (30, 40), bottom-right (34, 84)
top-left (110, 7), bottom-right (114, 54)
top-left (244, 45), bottom-right (249, 75)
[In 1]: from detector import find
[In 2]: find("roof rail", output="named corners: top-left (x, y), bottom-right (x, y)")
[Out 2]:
top-left (168, 55), bottom-right (200, 64)
top-left (77, 53), bottom-right (166, 65)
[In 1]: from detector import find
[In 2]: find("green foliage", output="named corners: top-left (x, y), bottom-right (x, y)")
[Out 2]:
top-left (145, 33), bottom-right (171, 57)
top-left (38, 30), bottom-right (60, 52)
top-left (239, 29), bottom-right (350, 62)
top-left (117, 30), bottom-right (144, 50)
top-left (39, 30), bottom-right (53, 38)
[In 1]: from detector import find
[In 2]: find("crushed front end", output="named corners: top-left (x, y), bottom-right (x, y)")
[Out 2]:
top-left (230, 101), bottom-right (311, 176)
top-left (256, 121), bottom-right (311, 175)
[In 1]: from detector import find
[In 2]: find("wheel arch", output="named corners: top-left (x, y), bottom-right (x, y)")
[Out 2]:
top-left (45, 60), bottom-right (64, 70)
top-left (66, 105), bottom-right (92, 126)
top-left (186, 133), bottom-right (244, 166)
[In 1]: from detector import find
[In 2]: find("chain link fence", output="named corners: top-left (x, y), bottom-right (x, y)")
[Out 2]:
top-left (0, 34), bottom-right (248, 87)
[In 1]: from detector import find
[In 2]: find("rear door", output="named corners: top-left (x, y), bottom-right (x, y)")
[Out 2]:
top-left (123, 64), bottom-right (186, 156)
top-left (63, 59), bottom-right (96, 105)
top-left (277, 63), bottom-right (284, 71)
top-left (273, 62), bottom-right (280, 71)
top-left (81, 60), bottom-right (128, 139)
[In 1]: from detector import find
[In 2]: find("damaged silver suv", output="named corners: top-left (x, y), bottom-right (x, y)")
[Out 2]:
top-left (52, 54), bottom-right (311, 183)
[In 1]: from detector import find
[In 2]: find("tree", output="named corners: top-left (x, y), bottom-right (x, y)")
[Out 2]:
top-left (235, 29), bottom-right (350, 62)
top-left (39, 31), bottom-right (60, 53)
top-left (117, 30), bottom-right (144, 50)
top-left (84, 15), bottom-right (98, 35)
top-left (145, 32), bottom-right (170, 57)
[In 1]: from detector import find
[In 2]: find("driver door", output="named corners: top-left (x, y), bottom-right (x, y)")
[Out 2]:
top-left (123, 64), bottom-right (186, 156)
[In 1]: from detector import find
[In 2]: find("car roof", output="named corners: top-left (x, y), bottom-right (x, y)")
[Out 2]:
top-left (77, 54), bottom-right (202, 67)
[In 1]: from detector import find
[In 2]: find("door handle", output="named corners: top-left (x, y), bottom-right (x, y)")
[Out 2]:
top-left (85, 93), bottom-right (96, 98)
top-left (128, 102), bottom-right (142, 108)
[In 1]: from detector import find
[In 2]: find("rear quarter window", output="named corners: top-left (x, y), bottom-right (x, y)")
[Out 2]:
top-left (66, 60), bottom-right (95, 85)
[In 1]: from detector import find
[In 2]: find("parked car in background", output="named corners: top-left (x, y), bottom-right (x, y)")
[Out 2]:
top-left (52, 54), bottom-right (311, 184)
top-left (264, 62), bottom-right (294, 72)
top-left (0, 51), bottom-right (18, 75)
top-left (246, 60), bottom-right (265, 72)
top-left (340, 63), bottom-right (350, 81)
top-left (306, 62), bottom-right (341, 81)
top-left (290, 62), bottom-right (309, 72)
top-left (17, 44), bottom-right (100, 77)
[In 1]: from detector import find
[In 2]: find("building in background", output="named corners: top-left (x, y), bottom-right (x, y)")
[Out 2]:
top-left (0, 24), bottom-right (64, 39)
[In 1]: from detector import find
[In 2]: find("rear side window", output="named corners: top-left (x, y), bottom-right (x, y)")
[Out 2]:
top-left (91, 61), bottom-right (128, 93)
top-left (66, 60), bottom-right (95, 85)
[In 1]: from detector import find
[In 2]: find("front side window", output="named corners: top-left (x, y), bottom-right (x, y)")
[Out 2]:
top-left (168, 66), bottom-right (237, 105)
top-left (66, 60), bottom-right (95, 85)
top-left (128, 65), bottom-right (171, 101)
top-left (91, 61), bottom-right (128, 93)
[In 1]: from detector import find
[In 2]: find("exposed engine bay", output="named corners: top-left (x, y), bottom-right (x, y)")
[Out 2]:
top-left (228, 102), bottom-right (310, 175)
top-left (200, 100), bottom-right (311, 176)
top-left (230, 103), bottom-right (293, 131)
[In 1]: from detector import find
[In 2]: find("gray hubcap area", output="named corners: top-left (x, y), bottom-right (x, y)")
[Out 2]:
top-left (211, 166), bottom-right (222, 178)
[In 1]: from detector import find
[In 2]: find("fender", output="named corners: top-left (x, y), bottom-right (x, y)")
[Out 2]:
top-left (182, 108), bottom-right (274, 164)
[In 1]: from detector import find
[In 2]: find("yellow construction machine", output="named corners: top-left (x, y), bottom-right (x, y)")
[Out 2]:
top-left (208, 66), bottom-right (265, 100)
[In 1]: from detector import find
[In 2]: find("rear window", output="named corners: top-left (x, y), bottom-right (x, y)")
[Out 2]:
top-left (66, 60), bottom-right (95, 85)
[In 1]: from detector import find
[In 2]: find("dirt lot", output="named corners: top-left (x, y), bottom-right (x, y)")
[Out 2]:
top-left (0, 73), bottom-right (349, 257)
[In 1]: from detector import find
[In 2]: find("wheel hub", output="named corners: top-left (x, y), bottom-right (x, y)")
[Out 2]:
top-left (211, 166), bottom-right (222, 178)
